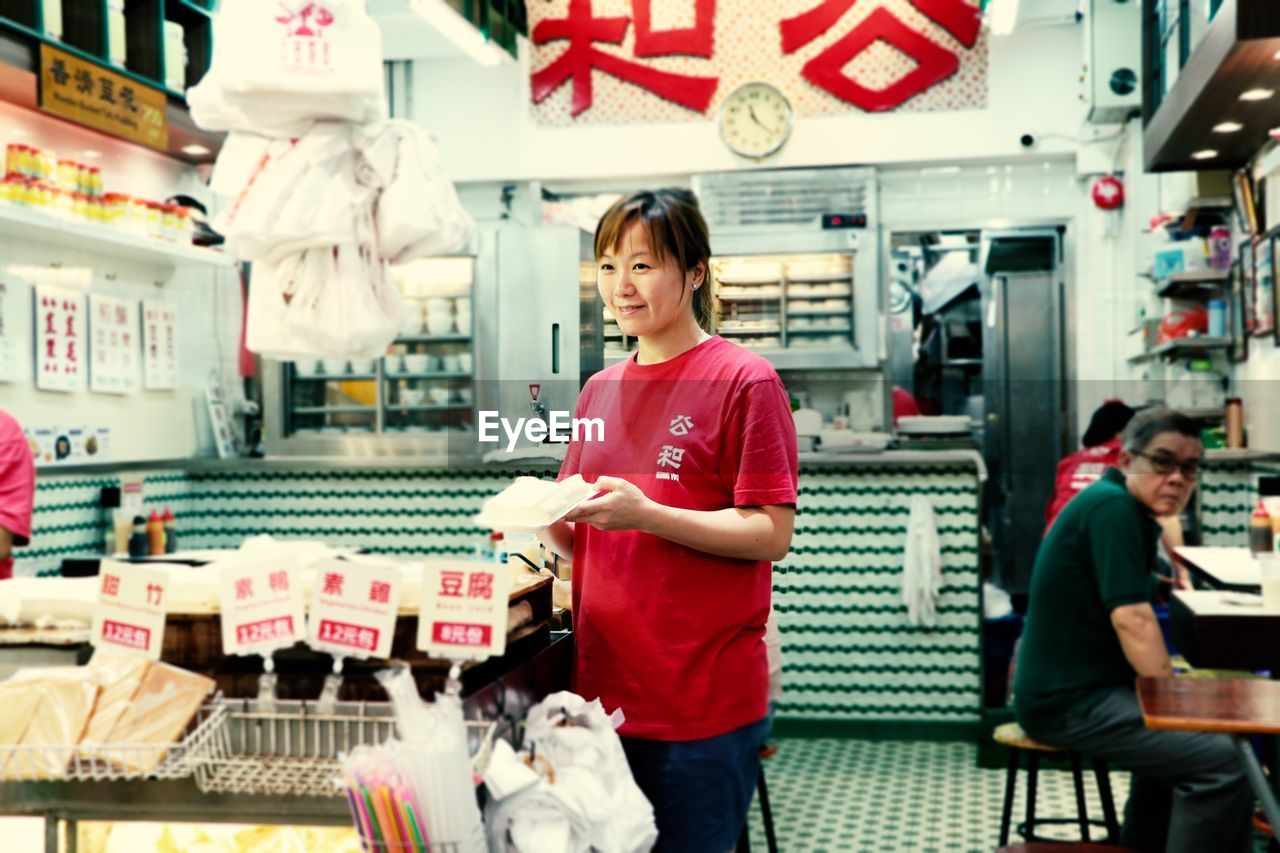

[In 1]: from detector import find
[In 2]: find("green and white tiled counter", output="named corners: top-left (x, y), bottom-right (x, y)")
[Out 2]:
top-left (26, 452), bottom-right (986, 728)
top-left (1197, 450), bottom-right (1280, 547)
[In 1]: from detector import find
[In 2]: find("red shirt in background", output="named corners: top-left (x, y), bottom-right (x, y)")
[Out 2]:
top-left (892, 386), bottom-right (922, 426)
top-left (1043, 438), bottom-right (1124, 531)
top-left (559, 336), bottom-right (799, 741)
top-left (0, 409), bottom-right (35, 580)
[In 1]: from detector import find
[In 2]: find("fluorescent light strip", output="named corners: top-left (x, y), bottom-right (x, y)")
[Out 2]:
top-left (988, 0), bottom-right (1021, 36)
top-left (1240, 88), bottom-right (1275, 101)
top-left (1191, 149), bottom-right (1218, 160)
top-left (409, 0), bottom-right (511, 67)
top-left (1213, 121), bottom-right (1243, 133)
top-left (181, 144), bottom-right (211, 156)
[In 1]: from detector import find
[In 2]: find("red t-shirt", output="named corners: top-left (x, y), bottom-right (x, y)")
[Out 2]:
top-left (0, 409), bottom-right (35, 580)
top-left (559, 336), bottom-right (799, 741)
top-left (1043, 438), bottom-right (1124, 530)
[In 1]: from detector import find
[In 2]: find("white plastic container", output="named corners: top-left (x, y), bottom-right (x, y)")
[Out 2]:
top-left (163, 21), bottom-right (186, 91)
top-left (106, 0), bottom-right (127, 67)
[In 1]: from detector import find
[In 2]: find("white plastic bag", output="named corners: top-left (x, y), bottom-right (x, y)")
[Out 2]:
top-left (902, 494), bottom-right (943, 627)
top-left (486, 691), bottom-right (657, 853)
top-left (214, 125), bottom-right (371, 263)
top-left (187, 0), bottom-right (385, 136)
top-left (356, 121), bottom-right (474, 263)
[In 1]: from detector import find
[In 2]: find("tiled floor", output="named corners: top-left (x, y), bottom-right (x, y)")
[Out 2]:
top-left (742, 738), bottom-right (1129, 853)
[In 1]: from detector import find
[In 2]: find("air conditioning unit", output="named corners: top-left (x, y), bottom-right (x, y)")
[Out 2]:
top-left (1084, 0), bottom-right (1141, 124)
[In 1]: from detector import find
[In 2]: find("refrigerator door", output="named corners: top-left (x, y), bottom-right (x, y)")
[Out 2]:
top-left (981, 230), bottom-right (1066, 593)
top-left (475, 226), bottom-right (583, 456)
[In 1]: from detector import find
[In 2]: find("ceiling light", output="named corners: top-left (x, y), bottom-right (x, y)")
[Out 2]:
top-left (1240, 88), bottom-right (1275, 101)
top-left (1213, 121), bottom-right (1244, 133)
top-left (1191, 149), bottom-right (1218, 160)
top-left (408, 0), bottom-right (513, 67)
top-left (988, 0), bottom-right (1021, 36)
top-left (1274, 49), bottom-right (1280, 60)
top-left (82, 150), bottom-right (102, 159)
top-left (181, 144), bottom-right (211, 156)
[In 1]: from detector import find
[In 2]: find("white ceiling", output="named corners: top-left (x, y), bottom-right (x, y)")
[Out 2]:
top-left (367, 0), bottom-right (469, 62)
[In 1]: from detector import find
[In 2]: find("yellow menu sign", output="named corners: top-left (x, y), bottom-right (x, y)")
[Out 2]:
top-left (37, 44), bottom-right (168, 151)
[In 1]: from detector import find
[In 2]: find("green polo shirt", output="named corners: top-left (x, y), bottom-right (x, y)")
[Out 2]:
top-left (1013, 467), bottom-right (1161, 730)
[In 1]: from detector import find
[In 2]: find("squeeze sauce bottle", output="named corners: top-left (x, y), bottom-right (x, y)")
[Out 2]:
top-left (146, 509), bottom-right (165, 556)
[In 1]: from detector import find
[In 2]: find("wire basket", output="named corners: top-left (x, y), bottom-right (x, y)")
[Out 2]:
top-left (0, 699), bottom-right (227, 783)
top-left (187, 698), bottom-right (497, 798)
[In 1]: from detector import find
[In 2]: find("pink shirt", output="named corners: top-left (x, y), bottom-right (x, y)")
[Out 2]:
top-left (559, 337), bottom-right (799, 741)
top-left (0, 409), bottom-right (35, 580)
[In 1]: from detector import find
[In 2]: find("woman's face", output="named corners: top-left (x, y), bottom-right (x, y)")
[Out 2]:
top-left (597, 222), bottom-right (704, 342)
top-left (1119, 430), bottom-right (1202, 517)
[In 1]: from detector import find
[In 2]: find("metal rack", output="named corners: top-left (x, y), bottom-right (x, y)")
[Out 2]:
top-left (0, 699), bottom-right (226, 783)
top-left (186, 698), bottom-right (498, 799)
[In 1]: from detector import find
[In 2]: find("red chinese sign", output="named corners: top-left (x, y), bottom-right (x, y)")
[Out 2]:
top-left (530, 0), bottom-right (986, 125)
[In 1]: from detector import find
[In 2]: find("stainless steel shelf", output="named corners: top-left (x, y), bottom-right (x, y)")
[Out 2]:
top-left (383, 372), bottom-right (473, 381)
top-left (787, 326), bottom-right (852, 335)
top-left (386, 404), bottom-right (473, 412)
top-left (1127, 337), bottom-right (1232, 364)
top-left (292, 373), bottom-right (377, 381)
top-left (394, 334), bottom-right (473, 344)
top-left (291, 405), bottom-right (377, 415)
top-left (1155, 269), bottom-right (1230, 298)
top-left (719, 325), bottom-right (783, 334)
top-left (787, 308), bottom-right (852, 316)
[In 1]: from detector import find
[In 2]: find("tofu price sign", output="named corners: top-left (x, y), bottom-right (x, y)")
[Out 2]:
top-left (38, 44), bottom-right (168, 151)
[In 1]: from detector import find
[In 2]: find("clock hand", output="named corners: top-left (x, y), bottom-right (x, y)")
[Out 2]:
top-left (748, 105), bottom-right (776, 134)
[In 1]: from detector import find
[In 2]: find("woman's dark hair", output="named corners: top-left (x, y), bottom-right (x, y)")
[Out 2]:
top-left (1122, 408), bottom-right (1200, 454)
top-left (593, 188), bottom-right (715, 333)
top-left (1082, 400), bottom-right (1136, 447)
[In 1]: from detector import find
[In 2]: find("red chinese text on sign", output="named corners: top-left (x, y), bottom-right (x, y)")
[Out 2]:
top-left (780, 0), bottom-right (981, 112)
top-left (440, 571), bottom-right (464, 598)
top-left (532, 0), bottom-right (719, 116)
top-left (101, 573), bottom-right (120, 597)
top-left (632, 0), bottom-right (715, 57)
top-left (322, 571), bottom-right (344, 596)
top-left (468, 572), bottom-right (494, 600)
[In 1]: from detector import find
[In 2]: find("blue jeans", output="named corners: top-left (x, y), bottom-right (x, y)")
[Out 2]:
top-left (621, 718), bottom-right (766, 853)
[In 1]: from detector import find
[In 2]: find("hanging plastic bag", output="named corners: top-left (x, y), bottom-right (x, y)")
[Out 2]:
top-left (356, 121), bottom-right (474, 263)
top-left (187, 0), bottom-right (385, 136)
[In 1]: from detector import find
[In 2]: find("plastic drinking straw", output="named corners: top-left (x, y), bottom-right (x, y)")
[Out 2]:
top-left (379, 784), bottom-right (409, 847)
top-left (342, 783), bottom-right (371, 852)
top-left (401, 798), bottom-right (429, 850)
top-left (360, 784), bottom-right (383, 845)
top-left (371, 784), bottom-right (402, 847)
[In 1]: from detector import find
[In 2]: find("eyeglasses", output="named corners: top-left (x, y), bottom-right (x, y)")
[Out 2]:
top-left (1133, 450), bottom-right (1201, 478)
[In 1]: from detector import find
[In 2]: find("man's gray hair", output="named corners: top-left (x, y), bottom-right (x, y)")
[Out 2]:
top-left (1122, 408), bottom-right (1200, 453)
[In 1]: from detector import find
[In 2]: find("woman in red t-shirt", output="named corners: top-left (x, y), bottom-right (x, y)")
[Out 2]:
top-left (539, 189), bottom-right (799, 851)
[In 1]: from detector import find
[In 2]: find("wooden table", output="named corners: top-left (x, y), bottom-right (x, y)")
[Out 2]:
top-left (1174, 547), bottom-right (1262, 592)
top-left (1168, 591), bottom-right (1280, 672)
top-left (1137, 676), bottom-right (1280, 832)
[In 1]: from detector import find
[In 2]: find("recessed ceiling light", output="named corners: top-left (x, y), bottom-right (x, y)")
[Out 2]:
top-left (82, 150), bottom-right (102, 159)
top-left (1213, 121), bottom-right (1244, 133)
top-left (1191, 149), bottom-right (1219, 160)
top-left (181, 144), bottom-right (210, 156)
top-left (1240, 88), bottom-right (1275, 101)
top-left (1274, 49), bottom-right (1280, 60)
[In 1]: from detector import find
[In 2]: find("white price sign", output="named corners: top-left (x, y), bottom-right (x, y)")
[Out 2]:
top-left (91, 559), bottom-right (168, 660)
top-left (417, 560), bottom-right (512, 662)
top-left (307, 559), bottom-right (403, 660)
top-left (217, 558), bottom-right (305, 657)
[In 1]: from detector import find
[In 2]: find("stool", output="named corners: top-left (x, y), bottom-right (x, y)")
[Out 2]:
top-left (735, 745), bottom-right (779, 853)
top-left (994, 723), bottom-right (1120, 846)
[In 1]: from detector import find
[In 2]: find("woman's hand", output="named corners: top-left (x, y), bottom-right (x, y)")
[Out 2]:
top-left (563, 476), bottom-right (655, 532)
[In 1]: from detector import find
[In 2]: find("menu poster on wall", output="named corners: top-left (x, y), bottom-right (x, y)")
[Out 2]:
top-left (34, 284), bottom-right (86, 392)
top-left (89, 294), bottom-right (140, 394)
top-left (0, 281), bottom-right (21, 382)
top-left (25, 424), bottom-right (111, 465)
top-left (141, 300), bottom-right (178, 389)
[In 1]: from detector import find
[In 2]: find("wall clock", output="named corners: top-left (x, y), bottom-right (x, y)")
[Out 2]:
top-left (718, 82), bottom-right (794, 160)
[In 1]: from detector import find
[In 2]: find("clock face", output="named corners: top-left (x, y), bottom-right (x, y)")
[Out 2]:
top-left (719, 82), bottom-right (794, 160)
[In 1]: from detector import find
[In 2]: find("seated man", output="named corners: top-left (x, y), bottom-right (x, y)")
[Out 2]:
top-left (1013, 409), bottom-right (1253, 853)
